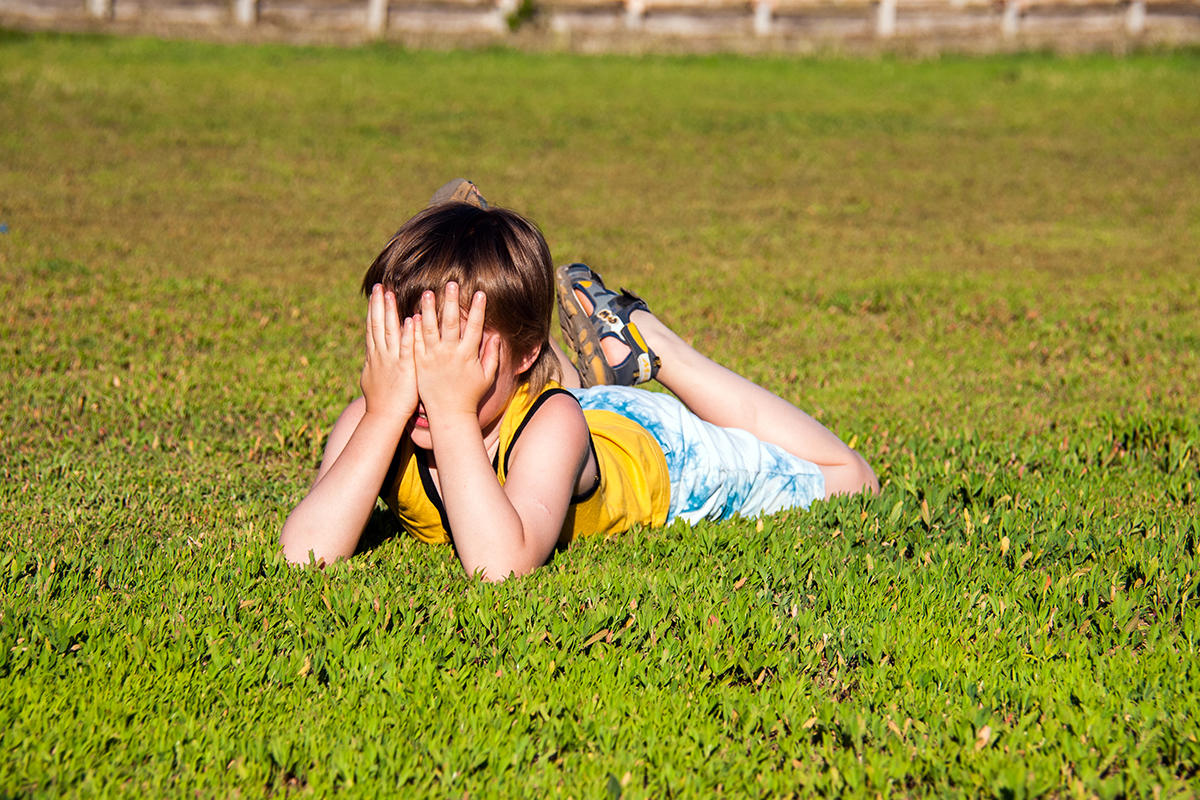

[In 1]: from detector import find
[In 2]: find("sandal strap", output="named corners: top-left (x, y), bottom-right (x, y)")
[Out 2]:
top-left (560, 264), bottom-right (660, 386)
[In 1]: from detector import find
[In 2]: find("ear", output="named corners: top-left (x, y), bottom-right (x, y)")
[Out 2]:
top-left (514, 343), bottom-right (542, 375)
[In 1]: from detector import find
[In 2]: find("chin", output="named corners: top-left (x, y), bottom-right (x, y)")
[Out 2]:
top-left (409, 428), bottom-right (434, 451)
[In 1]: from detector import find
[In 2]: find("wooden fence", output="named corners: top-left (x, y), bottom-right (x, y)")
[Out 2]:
top-left (3, 0), bottom-right (1198, 44)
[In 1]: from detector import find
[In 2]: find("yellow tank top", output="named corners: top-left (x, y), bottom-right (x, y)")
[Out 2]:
top-left (379, 381), bottom-right (670, 546)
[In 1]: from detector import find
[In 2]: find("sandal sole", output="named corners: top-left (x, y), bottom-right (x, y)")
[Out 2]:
top-left (555, 265), bottom-right (615, 388)
top-left (428, 178), bottom-right (487, 209)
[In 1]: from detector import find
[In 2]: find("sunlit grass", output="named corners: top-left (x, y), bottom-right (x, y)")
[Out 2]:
top-left (1, 33), bottom-right (1198, 796)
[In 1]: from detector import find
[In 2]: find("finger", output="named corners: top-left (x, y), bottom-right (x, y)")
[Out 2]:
top-left (480, 330), bottom-right (501, 382)
top-left (366, 284), bottom-right (384, 354)
top-left (412, 313), bottom-right (426, 360)
top-left (440, 282), bottom-right (461, 342)
top-left (383, 290), bottom-right (400, 353)
top-left (462, 290), bottom-right (487, 353)
top-left (419, 290), bottom-right (439, 343)
top-left (402, 316), bottom-right (419, 382)
top-left (399, 315), bottom-right (415, 358)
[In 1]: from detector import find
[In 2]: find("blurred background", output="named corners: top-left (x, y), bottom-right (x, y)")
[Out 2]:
top-left (2, 0), bottom-right (1198, 52)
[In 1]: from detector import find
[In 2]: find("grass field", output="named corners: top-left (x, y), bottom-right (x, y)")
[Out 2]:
top-left (2, 31), bottom-right (1199, 796)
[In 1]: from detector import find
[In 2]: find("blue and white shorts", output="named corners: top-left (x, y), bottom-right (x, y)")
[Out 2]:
top-left (570, 385), bottom-right (826, 524)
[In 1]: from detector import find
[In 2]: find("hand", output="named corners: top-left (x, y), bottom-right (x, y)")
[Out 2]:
top-left (360, 284), bottom-right (418, 423)
top-left (412, 282), bottom-right (500, 422)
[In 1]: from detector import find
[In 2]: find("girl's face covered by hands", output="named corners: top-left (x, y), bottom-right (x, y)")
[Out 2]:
top-left (406, 282), bottom-right (534, 454)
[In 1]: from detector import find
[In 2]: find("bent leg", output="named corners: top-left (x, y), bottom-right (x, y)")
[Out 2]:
top-left (630, 309), bottom-right (878, 498)
top-left (563, 274), bottom-right (877, 499)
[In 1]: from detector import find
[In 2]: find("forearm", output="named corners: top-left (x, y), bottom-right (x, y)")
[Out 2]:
top-left (280, 412), bottom-right (408, 565)
top-left (429, 413), bottom-right (532, 580)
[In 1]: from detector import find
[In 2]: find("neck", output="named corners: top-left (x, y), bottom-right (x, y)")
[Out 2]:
top-left (479, 384), bottom-right (525, 458)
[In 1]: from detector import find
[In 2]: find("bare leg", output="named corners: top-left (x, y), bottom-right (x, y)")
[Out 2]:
top-left (634, 310), bottom-right (878, 497)
top-left (549, 338), bottom-right (582, 389)
top-left (570, 284), bottom-right (877, 497)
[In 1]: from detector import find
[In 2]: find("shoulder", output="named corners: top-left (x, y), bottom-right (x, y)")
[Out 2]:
top-left (529, 388), bottom-right (588, 435)
top-left (507, 389), bottom-right (589, 466)
top-left (503, 388), bottom-right (593, 510)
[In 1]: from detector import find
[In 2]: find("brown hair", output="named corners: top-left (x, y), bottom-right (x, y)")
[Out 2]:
top-left (361, 202), bottom-right (559, 391)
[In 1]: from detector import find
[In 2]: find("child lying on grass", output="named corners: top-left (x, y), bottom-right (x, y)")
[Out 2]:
top-left (280, 181), bottom-right (878, 580)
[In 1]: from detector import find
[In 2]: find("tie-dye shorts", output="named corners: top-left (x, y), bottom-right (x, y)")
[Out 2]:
top-left (570, 385), bottom-right (826, 524)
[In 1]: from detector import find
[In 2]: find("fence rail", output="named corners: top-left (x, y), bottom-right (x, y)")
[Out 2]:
top-left (2, 0), bottom-right (1198, 45)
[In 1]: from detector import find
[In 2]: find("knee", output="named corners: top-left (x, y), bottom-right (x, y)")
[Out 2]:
top-left (822, 452), bottom-right (879, 499)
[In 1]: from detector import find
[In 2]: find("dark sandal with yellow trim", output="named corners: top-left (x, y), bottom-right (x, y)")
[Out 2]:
top-left (555, 263), bottom-right (660, 388)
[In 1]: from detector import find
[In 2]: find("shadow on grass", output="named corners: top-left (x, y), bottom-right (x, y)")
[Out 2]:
top-left (354, 508), bottom-right (407, 556)
top-left (353, 507), bottom-right (571, 570)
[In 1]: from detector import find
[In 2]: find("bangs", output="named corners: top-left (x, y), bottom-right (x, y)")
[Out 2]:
top-left (361, 202), bottom-right (558, 389)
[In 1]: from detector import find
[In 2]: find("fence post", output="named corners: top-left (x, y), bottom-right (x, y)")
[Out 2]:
top-left (876, 0), bottom-right (897, 36)
top-left (1001, 0), bottom-right (1019, 35)
top-left (625, 0), bottom-right (645, 28)
top-left (1125, 0), bottom-right (1145, 33)
top-left (234, 0), bottom-right (258, 26)
top-left (87, 0), bottom-right (113, 20)
top-left (753, 0), bottom-right (772, 35)
top-left (366, 0), bottom-right (388, 34)
top-left (493, 0), bottom-right (517, 31)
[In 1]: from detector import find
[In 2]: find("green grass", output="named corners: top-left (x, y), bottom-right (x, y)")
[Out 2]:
top-left (2, 32), bottom-right (1199, 796)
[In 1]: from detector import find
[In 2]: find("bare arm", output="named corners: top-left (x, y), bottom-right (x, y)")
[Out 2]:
top-left (278, 398), bottom-right (405, 564)
top-left (430, 394), bottom-right (589, 580)
top-left (279, 286), bottom-right (417, 565)
top-left (414, 285), bottom-right (590, 580)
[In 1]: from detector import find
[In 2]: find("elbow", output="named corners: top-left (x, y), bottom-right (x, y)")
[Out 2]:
top-left (279, 540), bottom-right (313, 566)
top-left (278, 518), bottom-right (305, 565)
top-left (458, 524), bottom-right (551, 581)
top-left (279, 534), bottom-right (315, 567)
top-left (279, 518), bottom-right (329, 568)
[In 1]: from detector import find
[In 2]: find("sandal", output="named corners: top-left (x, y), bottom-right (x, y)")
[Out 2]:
top-left (555, 263), bottom-right (660, 387)
top-left (428, 178), bottom-right (488, 209)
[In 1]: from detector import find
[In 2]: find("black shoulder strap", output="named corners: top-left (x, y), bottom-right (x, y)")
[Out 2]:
top-left (498, 387), bottom-right (600, 504)
top-left (499, 387), bottom-right (577, 475)
top-left (415, 448), bottom-right (454, 549)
